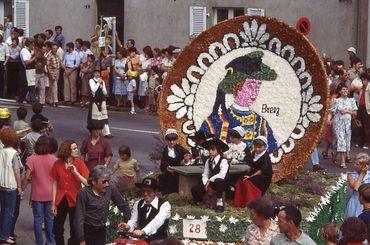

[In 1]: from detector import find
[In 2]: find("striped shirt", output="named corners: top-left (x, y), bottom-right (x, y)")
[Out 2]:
top-left (46, 53), bottom-right (60, 75)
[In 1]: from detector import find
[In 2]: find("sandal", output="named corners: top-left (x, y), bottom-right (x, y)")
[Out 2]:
top-left (322, 151), bottom-right (329, 159)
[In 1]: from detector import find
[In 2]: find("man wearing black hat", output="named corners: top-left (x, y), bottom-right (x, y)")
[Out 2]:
top-left (74, 166), bottom-right (130, 245)
top-left (191, 138), bottom-right (230, 212)
top-left (119, 177), bottom-right (171, 242)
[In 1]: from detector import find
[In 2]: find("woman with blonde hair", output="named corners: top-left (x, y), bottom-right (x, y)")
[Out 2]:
top-left (345, 152), bottom-right (370, 218)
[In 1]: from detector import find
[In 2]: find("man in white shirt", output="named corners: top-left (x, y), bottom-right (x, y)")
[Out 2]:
top-left (0, 34), bottom-right (9, 97)
top-left (62, 42), bottom-right (80, 104)
top-left (81, 41), bottom-right (93, 64)
top-left (119, 177), bottom-right (171, 242)
top-left (191, 138), bottom-right (230, 212)
top-left (18, 38), bottom-right (36, 104)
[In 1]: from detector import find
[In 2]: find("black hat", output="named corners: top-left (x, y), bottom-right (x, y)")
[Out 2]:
top-left (188, 131), bottom-right (214, 141)
top-left (202, 138), bottom-right (229, 152)
top-left (87, 121), bottom-right (104, 131)
top-left (135, 177), bottom-right (158, 189)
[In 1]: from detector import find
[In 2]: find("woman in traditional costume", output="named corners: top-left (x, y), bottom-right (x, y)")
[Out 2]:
top-left (234, 136), bottom-right (273, 207)
top-left (87, 66), bottom-right (113, 138)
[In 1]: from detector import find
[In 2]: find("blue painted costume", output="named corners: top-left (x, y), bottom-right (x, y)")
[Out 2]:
top-left (200, 106), bottom-right (277, 153)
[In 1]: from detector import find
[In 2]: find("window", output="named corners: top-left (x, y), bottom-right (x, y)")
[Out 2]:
top-left (14, 0), bottom-right (29, 36)
top-left (213, 8), bottom-right (245, 25)
top-left (190, 6), bottom-right (206, 36)
top-left (97, 0), bottom-right (124, 41)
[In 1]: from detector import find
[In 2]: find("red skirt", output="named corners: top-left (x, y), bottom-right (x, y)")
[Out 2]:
top-left (234, 178), bottom-right (262, 208)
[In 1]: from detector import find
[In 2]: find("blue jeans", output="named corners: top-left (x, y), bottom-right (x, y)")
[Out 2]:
top-left (0, 189), bottom-right (17, 240)
top-left (32, 201), bottom-right (55, 245)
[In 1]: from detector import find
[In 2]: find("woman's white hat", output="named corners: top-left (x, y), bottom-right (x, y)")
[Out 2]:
top-left (231, 126), bottom-right (245, 138)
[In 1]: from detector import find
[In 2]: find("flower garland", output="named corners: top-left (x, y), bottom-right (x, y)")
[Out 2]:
top-left (305, 173), bottom-right (347, 223)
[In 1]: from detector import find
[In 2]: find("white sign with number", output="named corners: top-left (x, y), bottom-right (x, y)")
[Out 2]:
top-left (183, 219), bottom-right (207, 239)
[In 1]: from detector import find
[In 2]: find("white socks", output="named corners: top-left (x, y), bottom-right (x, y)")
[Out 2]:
top-left (216, 198), bottom-right (223, 206)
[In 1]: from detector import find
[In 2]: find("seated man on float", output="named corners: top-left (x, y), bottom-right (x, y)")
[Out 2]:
top-left (188, 131), bottom-right (213, 165)
top-left (119, 177), bottom-right (171, 242)
top-left (234, 136), bottom-right (272, 208)
top-left (191, 138), bottom-right (229, 213)
top-left (224, 126), bottom-right (252, 165)
top-left (158, 129), bottom-right (190, 194)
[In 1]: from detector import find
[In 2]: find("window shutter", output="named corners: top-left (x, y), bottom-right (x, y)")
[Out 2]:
top-left (190, 6), bottom-right (206, 36)
top-left (14, 0), bottom-right (29, 36)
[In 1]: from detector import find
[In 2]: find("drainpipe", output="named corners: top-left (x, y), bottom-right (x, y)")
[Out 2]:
top-left (356, 0), bottom-right (361, 56)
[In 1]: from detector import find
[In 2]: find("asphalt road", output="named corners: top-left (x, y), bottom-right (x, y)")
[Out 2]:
top-left (0, 98), bottom-right (368, 244)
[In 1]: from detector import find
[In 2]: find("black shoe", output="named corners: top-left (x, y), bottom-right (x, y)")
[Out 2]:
top-left (215, 205), bottom-right (224, 213)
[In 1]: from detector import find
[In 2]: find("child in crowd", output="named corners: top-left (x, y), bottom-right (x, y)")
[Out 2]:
top-left (127, 76), bottom-right (137, 115)
top-left (146, 66), bottom-right (161, 113)
top-left (13, 106), bottom-right (30, 139)
top-left (159, 129), bottom-right (190, 194)
top-left (31, 102), bottom-right (53, 134)
top-left (111, 144), bottom-right (140, 190)
top-left (25, 119), bottom-right (44, 156)
top-left (224, 126), bottom-right (252, 165)
top-left (321, 223), bottom-right (339, 245)
top-left (191, 138), bottom-right (230, 212)
top-left (234, 136), bottom-right (273, 207)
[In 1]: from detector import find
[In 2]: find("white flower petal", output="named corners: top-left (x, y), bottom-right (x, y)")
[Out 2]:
top-left (176, 106), bottom-right (188, 119)
top-left (302, 116), bottom-right (310, 128)
top-left (184, 94), bottom-right (195, 106)
top-left (166, 95), bottom-right (183, 104)
top-left (182, 79), bottom-right (191, 95)
top-left (258, 33), bottom-right (270, 44)
top-left (170, 84), bottom-right (186, 98)
top-left (250, 19), bottom-right (259, 39)
top-left (187, 107), bottom-right (193, 120)
top-left (309, 95), bottom-right (321, 105)
top-left (255, 23), bottom-right (266, 40)
top-left (242, 21), bottom-right (253, 43)
top-left (308, 103), bottom-right (323, 113)
top-left (168, 103), bottom-right (184, 112)
top-left (307, 112), bottom-right (321, 122)
top-left (301, 103), bottom-right (308, 115)
top-left (190, 84), bottom-right (198, 94)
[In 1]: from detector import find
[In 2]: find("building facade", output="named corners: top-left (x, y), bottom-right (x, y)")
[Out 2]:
top-left (3, 0), bottom-right (369, 65)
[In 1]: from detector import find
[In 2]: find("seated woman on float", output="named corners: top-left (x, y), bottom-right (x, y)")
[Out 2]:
top-left (224, 126), bottom-right (252, 165)
top-left (234, 136), bottom-right (273, 208)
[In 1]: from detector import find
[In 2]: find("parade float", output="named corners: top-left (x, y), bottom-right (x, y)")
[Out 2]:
top-left (108, 16), bottom-right (345, 244)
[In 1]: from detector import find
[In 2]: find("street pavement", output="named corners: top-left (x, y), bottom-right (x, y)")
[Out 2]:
top-left (0, 98), bottom-right (368, 244)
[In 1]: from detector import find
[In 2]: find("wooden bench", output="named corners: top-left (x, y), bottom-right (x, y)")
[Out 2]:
top-left (170, 165), bottom-right (250, 198)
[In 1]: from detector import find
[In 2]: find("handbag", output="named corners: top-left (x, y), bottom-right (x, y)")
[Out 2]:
top-left (25, 69), bottom-right (36, 86)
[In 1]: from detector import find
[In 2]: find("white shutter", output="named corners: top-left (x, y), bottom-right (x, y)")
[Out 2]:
top-left (190, 6), bottom-right (206, 36)
top-left (14, 0), bottom-right (29, 36)
top-left (246, 8), bottom-right (265, 17)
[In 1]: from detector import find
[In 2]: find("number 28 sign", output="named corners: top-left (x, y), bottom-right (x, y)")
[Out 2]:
top-left (183, 219), bottom-right (207, 239)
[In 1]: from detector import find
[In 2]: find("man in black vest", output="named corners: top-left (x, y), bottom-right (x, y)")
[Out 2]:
top-left (119, 177), bottom-right (171, 242)
top-left (191, 138), bottom-right (230, 213)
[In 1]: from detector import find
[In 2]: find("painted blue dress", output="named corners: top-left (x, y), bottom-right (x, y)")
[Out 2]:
top-left (345, 170), bottom-right (370, 218)
top-left (199, 106), bottom-right (277, 153)
top-left (114, 58), bottom-right (128, 95)
top-left (329, 97), bottom-right (357, 152)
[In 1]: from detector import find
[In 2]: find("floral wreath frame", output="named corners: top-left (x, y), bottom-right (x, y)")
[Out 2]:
top-left (159, 16), bottom-right (329, 181)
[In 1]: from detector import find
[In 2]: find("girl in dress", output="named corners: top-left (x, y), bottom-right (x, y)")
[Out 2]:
top-left (87, 67), bottom-right (113, 138)
top-left (234, 136), bottom-right (273, 207)
top-left (345, 152), bottom-right (370, 218)
top-left (328, 83), bottom-right (358, 168)
top-left (111, 144), bottom-right (140, 191)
